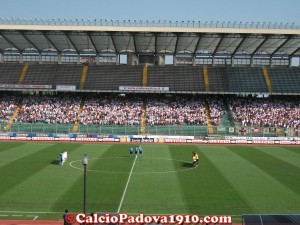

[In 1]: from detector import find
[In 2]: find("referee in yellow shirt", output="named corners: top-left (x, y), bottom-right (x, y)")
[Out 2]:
top-left (192, 151), bottom-right (199, 167)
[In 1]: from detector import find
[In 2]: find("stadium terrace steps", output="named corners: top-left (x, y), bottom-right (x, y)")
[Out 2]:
top-left (142, 66), bottom-right (148, 86)
top-left (207, 67), bottom-right (229, 92)
top-left (266, 67), bottom-right (300, 93)
top-left (4, 103), bottom-right (21, 131)
top-left (204, 101), bottom-right (214, 135)
top-left (18, 63), bottom-right (29, 84)
top-left (22, 64), bottom-right (83, 87)
top-left (223, 98), bottom-right (235, 127)
top-left (52, 64), bottom-right (83, 87)
top-left (147, 66), bottom-right (205, 92)
top-left (0, 64), bottom-right (24, 84)
top-left (203, 66), bottom-right (210, 92)
top-left (23, 64), bottom-right (56, 85)
top-left (141, 65), bottom-right (148, 134)
top-left (262, 66), bottom-right (273, 93)
top-left (79, 65), bottom-right (89, 90)
top-left (1, 63), bottom-right (300, 93)
top-left (140, 100), bottom-right (147, 134)
top-left (226, 67), bottom-right (268, 92)
top-left (84, 65), bottom-right (143, 90)
top-left (72, 98), bottom-right (85, 133)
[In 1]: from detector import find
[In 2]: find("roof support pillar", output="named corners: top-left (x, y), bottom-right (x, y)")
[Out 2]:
top-left (270, 58), bottom-right (273, 67)
top-left (117, 54), bottom-right (120, 65)
top-left (19, 54), bottom-right (23, 64)
top-left (289, 57), bottom-right (293, 67)
top-left (250, 56), bottom-right (254, 67)
top-left (39, 54), bottom-right (42, 64)
top-left (58, 54), bottom-right (62, 64)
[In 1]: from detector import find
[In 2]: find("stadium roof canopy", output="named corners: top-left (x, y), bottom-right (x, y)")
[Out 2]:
top-left (0, 19), bottom-right (300, 57)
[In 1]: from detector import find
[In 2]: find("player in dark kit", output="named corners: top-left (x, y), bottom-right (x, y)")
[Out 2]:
top-left (129, 147), bottom-right (133, 157)
top-left (139, 145), bottom-right (143, 157)
top-left (135, 147), bottom-right (138, 158)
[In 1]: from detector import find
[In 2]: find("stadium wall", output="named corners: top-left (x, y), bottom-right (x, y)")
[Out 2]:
top-left (0, 133), bottom-right (299, 145)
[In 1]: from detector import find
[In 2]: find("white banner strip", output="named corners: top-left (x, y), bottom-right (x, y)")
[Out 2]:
top-left (119, 86), bottom-right (169, 91)
top-left (56, 85), bottom-right (76, 91)
top-left (0, 84), bottom-right (52, 89)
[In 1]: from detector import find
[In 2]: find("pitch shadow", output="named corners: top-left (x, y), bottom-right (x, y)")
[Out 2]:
top-left (51, 159), bottom-right (61, 165)
top-left (181, 162), bottom-right (193, 168)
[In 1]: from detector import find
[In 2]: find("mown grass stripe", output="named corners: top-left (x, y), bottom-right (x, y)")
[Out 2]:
top-left (203, 146), bottom-right (300, 214)
top-left (188, 146), bottom-right (255, 215)
top-left (0, 142), bottom-right (25, 153)
top-left (0, 142), bottom-right (43, 167)
top-left (117, 145), bottom-right (189, 214)
top-left (0, 143), bottom-right (66, 197)
top-left (230, 146), bottom-right (300, 196)
top-left (281, 146), bottom-right (300, 155)
top-left (255, 146), bottom-right (300, 169)
top-left (0, 143), bottom-right (83, 211)
top-left (51, 144), bottom-right (131, 213)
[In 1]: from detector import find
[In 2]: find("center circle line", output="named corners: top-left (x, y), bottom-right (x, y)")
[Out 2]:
top-left (69, 157), bottom-right (196, 174)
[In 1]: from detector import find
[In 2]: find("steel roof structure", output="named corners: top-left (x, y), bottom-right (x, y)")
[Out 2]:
top-left (0, 19), bottom-right (300, 58)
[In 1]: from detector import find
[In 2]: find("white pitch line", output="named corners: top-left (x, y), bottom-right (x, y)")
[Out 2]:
top-left (0, 210), bottom-right (241, 218)
top-left (12, 215), bottom-right (22, 216)
top-left (117, 157), bottom-right (137, 213)
top-left (0, 210), bottom-right (61, 214)
top-left (33, 216), bottom-right (39, 220)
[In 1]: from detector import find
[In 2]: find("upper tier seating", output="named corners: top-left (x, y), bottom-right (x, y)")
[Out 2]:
top-left (0, 64), bottom-right (299, 94)
top-left (84, 65), bottom-right (143, 90)
top-left (207, 67), bottom-right (228, 92)
top-left (23, 64), bottom-right (83, 88)
top-left (226, 67), bottom-right (268, 92)
top-left (267, 67), bottom-right (300, 93)
top-left (0, 64), bottom-right (24, 84)
top-left (147, 66), bottom-right (205, 92)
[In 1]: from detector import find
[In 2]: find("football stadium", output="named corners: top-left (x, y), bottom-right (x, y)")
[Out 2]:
top-left (0, 14), bottom-right (300, 225)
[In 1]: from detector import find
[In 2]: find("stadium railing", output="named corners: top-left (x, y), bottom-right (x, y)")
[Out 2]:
top-left (3, 122), bottom-right (296, 137)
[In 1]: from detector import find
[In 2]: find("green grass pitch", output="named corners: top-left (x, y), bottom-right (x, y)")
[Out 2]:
top-left (0, 142), bottom-right (299, 221)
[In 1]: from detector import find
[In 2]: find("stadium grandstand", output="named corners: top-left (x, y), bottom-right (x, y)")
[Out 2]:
top-left (0, 19), bottom-right (300, 137)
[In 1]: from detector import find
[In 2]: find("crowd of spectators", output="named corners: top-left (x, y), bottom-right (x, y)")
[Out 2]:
top-left (207, 97), bottom-right (225, 126)
top-left (4, 94), bottom-right (299, 130)
top-left (0, 95), bottom-right (19, 123)
top-left (146, 96), bottom-right (207, 125)
top-left (16, 95), bottom-right (80, 124)
top-left (228, 97), bottom-right (300, 129)
top-left (78, 95), bottom-right (143, 126)
top-left (0, 94), bottom-right (227, 127)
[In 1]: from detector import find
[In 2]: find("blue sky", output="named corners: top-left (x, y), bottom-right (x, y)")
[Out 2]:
top-left (0, 0), bottom-right (299, 25)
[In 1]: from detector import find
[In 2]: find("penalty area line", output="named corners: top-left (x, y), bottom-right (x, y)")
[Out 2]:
top-left (117, 156), bottom-right (137, 213)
